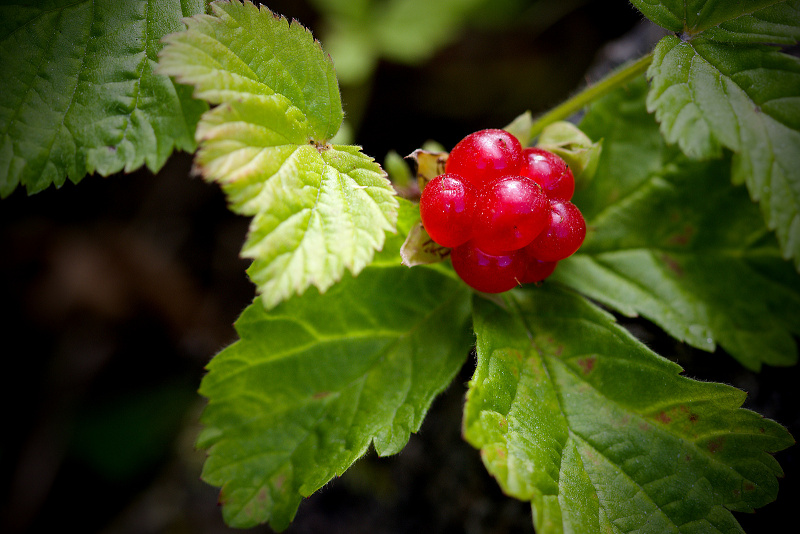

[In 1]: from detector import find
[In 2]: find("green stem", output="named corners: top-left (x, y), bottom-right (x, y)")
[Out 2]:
top-left (528, 53), bottom-right (653, 139)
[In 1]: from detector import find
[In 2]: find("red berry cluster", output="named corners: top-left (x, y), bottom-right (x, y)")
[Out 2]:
top-left (420, 129), bottom-right (586, 293)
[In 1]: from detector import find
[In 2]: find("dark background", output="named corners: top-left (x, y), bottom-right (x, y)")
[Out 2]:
top-left (1, 1), bottom-right (797, 532)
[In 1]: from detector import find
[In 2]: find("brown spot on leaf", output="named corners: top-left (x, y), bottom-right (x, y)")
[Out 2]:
top-left (655, 412), bottom-right (672, 424)
top-left (707, 437), bottom-right (725, 454)
top-left (744, 482), bottom-right (756, 492)
top-left (498, 417), bottom-right (508, 430)
top-left (689, 413), bottom-right (699, 423)
top-left (661, 253), bottom-right (684, 276)
top-left (313, 391), bottom-right (331, 399)
top-left (577, 356), bottom-right (596, 374)
top-left (310, 139), bottom-right (331, 152)
top-left (667, 224), bottom-right (695, 246)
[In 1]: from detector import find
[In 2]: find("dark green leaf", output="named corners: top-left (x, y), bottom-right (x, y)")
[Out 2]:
top-left (556, 76), bottom-right (800, 370)
top-left (646, 36), bottom-right (800, 269)
top-left (630, 0), bottom-right (797, 40)
top-left (308, 0), bottom-right (486, 84)
top-left (702, 1), bottom-right (800, 44)
top-left (0, 0), bottom-right (208, 197)
top-left (464, 285), bottom-right (794, 534)
top-left (198, 263), bottom-right (472, 529)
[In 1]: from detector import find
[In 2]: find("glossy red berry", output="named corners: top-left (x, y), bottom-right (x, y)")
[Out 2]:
top-left (419, 173), bottom-right (476, 247)
top-left (450, 242), bottom-right (525, 293)
top-left (519, 147), bottom-right (575, 201)
top-left (525, 200), bottom-right (586, 262)
top-left (472, 175), bottom-right (549, 254)
top-left (421, 130), bottom-right (588, 293)
top-left (445, 129), bottom-right (523, 189)
top-left (520, 256), bottom-right (558, 284)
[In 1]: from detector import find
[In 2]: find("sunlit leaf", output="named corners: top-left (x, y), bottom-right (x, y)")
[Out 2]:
top-left (158, 0), bottom-right (398, 307)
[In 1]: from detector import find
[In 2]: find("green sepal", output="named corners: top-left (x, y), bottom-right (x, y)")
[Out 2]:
top-left (535, 121), bottom-right (602, 188)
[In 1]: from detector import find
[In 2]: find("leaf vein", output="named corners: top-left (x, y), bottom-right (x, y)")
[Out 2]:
top-left (117, 1), bottom-right (152, 160)
top-left (554, 358), bottom-right (765, 518)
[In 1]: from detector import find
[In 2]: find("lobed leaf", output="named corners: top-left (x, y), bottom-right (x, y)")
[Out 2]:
top-left (158, 0), bottom-right (342, 140)
top-left (198, 262), bottom-right (472, 530)
top-left (0, 0), bottom-right (208, 198)
top-left (464, 284), bottom-right (794, 534)
top-left (701, 1), bottom-right (800, 44)
top-left (646, 35), bottom-right (800, 269)
top-left (159, 0), bottom-right (398, 308)
top-left (197, 101), bottom-right (397, 308)
top-left (555, 77), bottom-right (800, 370)
top-left (629, 0), bottom-right (797, 39)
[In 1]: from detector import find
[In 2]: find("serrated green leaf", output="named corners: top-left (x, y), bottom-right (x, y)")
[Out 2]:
top-left (159, 1), bottom-right (398, 308)
top-left (554, 77), bottom-right (800, 371)
top-left (197, 105), bottom-right (398, 307)
top-left (464, 285), bottom-right (794, 534)
top-left (158, 0), bottom-right (342, 140)
top-left (563, 78), bottom-right (673, 220)
top-left (629, 0), bottom-right (797, 40)
top-left (198, 263), bottom-right (472, 530)
top-left (646, 35), bottom-right (800, 269)
top-left (0, 0), bottom-right (208, 198)
top-left (702, 1), bottom-right (800, 44)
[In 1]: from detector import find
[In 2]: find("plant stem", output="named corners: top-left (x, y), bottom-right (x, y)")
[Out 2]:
top-left (528, 53), bottom-right (653, 139)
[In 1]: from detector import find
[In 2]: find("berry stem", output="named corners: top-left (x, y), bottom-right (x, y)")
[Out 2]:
top-left (527, 53), bottom-right (653, 140)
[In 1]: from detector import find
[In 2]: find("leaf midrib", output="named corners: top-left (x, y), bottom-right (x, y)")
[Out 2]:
top-left (209, 279), bottom-right (464, 400)
top-left (549, 355), bottom-right (763, 527)
top-left (206, 280), bottom-right (467, 523)
top-left (683, 0), bottom-right (787, 37)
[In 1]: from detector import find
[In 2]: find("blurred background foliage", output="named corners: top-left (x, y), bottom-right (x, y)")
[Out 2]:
top-left (1, 1), bottom-right (796, 533)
